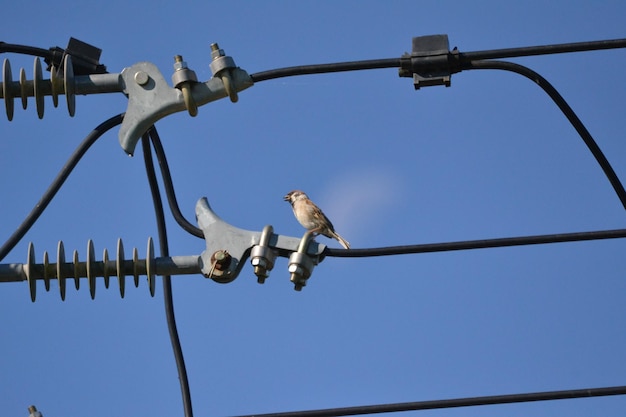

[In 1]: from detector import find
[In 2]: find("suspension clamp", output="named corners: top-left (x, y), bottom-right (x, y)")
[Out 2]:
top-left (399, 34), bottom-right (460, 89)
top-left (195, 197), bottom-right (326, 287)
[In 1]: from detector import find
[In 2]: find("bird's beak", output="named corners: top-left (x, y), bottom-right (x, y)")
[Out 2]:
top-left (283, 194), bottom-right (290, 201)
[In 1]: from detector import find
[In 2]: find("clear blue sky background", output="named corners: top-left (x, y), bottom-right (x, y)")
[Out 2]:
top-left (1, 1), bottom-right (625, 416)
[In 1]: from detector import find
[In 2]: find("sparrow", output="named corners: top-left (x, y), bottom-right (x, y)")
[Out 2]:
top-left (284, 190), bottom-right (350, 249)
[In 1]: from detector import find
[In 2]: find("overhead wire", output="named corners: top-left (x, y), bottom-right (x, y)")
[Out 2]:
top-left (229, 385), bottom-right (626, 417)
top-left (250, 58), bottom-right (400, 82)
top-left (458, 38), bottom-right (626, 61)
top-left (141, 132), bottom-right (194, 417)
top-left (324, 227), bottom-right (626, 257)
top-left (250, 38), bottom-right (626, 213)
top-left (0, 113), bottom-right (124, 262)
top-left (461, 59), bottom-right (626, 210)
top-left (249, 38), bottom-right (626, 82)
top-left (147, 127), bottom-right (203, 238)
top-left (0, 42), bottom-right (53, 60)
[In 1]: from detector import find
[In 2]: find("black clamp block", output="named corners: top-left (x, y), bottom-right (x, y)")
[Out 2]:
top-left (399, 34), bottom-right (460, 89)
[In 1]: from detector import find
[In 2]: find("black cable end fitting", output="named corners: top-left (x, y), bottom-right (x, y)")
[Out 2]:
top-left (45, 37), bottom-right (107, 75)
top-left (399, 34), bottom-right (461, 89)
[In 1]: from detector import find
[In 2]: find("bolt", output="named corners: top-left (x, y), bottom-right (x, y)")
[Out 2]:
top-left (289, 265), bottom-right (304, 291)
top-left (210, 43), bottom-right (225, 60)
top-left (172, 55), bottom-right (198, 117)
top-left (210, 250), bottom-right (231, 270)
top-left (254, 265), bottom-right (268, 283)
top-left (173, 55), bottom-right (188, 71)
top-left (134, 71), bottom-right (149, 86)
top-left (252, 257), bottom-right (269, 281)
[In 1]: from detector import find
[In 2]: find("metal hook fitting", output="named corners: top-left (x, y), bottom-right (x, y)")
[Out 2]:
top-left (172, 55), bottom-right (198, 116)
top-left (287, 231), bottom-right (318, 291)
top-left (250, 225), bottom-right (278, 283)
top-left (209, 43), bottom-right (238, 102)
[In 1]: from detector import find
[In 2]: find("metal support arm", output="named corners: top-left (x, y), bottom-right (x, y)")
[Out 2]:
top-left (119, 63), bottom-right (253, 155)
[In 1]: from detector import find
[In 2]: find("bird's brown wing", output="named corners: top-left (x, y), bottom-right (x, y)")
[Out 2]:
top-left (310, 206), bottom-right (336, 237)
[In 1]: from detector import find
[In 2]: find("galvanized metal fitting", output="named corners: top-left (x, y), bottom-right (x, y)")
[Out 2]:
top-left (207, 249), bottom-right (232, 280)
top-left (195, 198), bottom-right (325, 286)
top-left (171, 55), bottom-right (198, 116)
top-left (250, 225), bottom-right (277, 283)
top-left (209, 43), bottom-right (238, 102)
top-left (209, 43), bottom-right (235, 73)
top-left (172, 55), bottom-right (198, 84)
top-left (288, 231), bottom-right (317, 291)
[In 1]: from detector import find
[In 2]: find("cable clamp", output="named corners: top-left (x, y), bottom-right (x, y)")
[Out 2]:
top-left (399, 34), bottom-right (460, 89)
top-left (195, 198), bottom-right (326, 287)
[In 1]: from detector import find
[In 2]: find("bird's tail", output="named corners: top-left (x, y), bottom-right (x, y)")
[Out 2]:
top-left (332, 232), bottom-right (350, 249)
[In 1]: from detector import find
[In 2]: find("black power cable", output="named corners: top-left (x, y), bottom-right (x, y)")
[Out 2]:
top-left (141, 133), bottom-right (194, 417)
top-left (250, 58), bottom-right (400, 83)
top-left (0, 113), bottom-right (124, 262)
top-left (250, 39), bottom-right (626, 213)
top-left (462, 59), bottom-right (626, 210)
top-left (147, 127), bottom-right (203, 238)
top-left (459, 38), bottom-right (626, 61)
top-left (324, 228), bottom-right (626, 257)
top-left (230, 385), bottom-right (626, 417)
top-left (249, 38), bottom-right (626, 82)
top-left (0, 42), bottom-right (53, 59)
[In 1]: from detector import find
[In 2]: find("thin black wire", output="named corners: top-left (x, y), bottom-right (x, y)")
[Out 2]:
top-left (461, 59), bottom-right (626, 210)
top-left (230, 385), bottom-right (626, 417)
top-left (148, 127), bottom-right (203, 238)
top-left (141, 133), bottom-right (194, 417)
top-left (0, 113), bottom-right (124, 262)
top-left (324, 228), bottom-right (626, 257)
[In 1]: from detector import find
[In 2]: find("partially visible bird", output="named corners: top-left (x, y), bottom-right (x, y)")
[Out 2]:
top-left (284, 190), bottom-right (350, 249)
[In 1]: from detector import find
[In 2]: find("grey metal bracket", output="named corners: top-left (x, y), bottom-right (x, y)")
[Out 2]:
top-left (196, 197), bottom-right (326, 285)
top-left (119, 61), bottom-right (253, 155)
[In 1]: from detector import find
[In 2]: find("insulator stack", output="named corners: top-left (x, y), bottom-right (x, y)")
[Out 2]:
top-left (1, 55), bottom-right (76, 120)
top-left (23, 238), bottom-right (157, 302)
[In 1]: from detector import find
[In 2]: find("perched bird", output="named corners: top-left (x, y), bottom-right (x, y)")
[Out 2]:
top-left (284, 190), bottom-right (350, 249)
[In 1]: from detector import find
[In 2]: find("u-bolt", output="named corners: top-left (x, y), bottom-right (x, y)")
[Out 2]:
top-left (209, 43), bottom-right (238, 103)
top-left (287, 231), bottom-right (316, 291)
top-left (250, 225), bottom-right (277, 284)
top-left (172, 55), bottom-right (198, 116)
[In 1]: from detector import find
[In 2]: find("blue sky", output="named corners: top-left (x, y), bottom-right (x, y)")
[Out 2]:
top-left (1, 1), bottom-right (626, 416)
